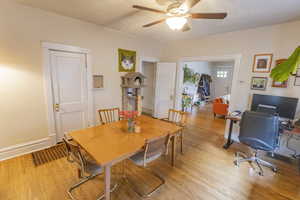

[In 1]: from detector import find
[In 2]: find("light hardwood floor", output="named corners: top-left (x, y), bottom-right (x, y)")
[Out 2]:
top-left (1, 104), bottom-right (300, 200)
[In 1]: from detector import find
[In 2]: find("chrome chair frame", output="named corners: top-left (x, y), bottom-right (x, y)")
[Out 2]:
top-left (162, 109), bottom-right (187, 154)
top-left (125, 134), bottom-right (171, 198)
top-left (63, 137), bottom-right (118, 200)
top-left (234, 149), bottom-right (277, 176)
top-left (234, 111), bottom-right (279, 176)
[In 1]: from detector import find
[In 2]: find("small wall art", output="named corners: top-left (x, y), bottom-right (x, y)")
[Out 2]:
top-left (252, 54), bottom-right (273, 73)
top-left (93, 75), bottom-right (104, 89)
top-left (118, 48), bottom-right (136, 72)
top-left (272, 59), bottom-right (288, 88)
top-left (295, 77), bottom-right (300, 86)
top-left (251, 77), bottom-right (268, 91)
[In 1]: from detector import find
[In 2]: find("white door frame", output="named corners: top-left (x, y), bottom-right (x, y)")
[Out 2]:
top-left (154, 62), bottom-right (177, 118)
top-left (42, 42), bottom-right (94, 145)
top-left (175, 54), bottom-right (242, 112)
top-left (139, 57), bottom-right (160, 117)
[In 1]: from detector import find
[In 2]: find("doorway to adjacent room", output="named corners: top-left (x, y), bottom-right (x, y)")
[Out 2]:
top-left (140, 59), bottom-right (177, 119)
top-left (141, 61), bottom-right (156, 116)
top-left (181, 60), bottom-right (235, 112)
top-left (175, 55), bottom-right (242, 116)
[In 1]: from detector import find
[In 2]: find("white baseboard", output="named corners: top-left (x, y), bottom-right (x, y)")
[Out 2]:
top-left (142, 107), bottom-right (153, 115)
top-left (0, 135), bottom-right (56, 162)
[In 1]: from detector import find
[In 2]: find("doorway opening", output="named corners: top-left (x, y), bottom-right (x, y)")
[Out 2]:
top-left (181, 60), bottom-right (235, 112)
top-left (176, 55), bottom-right (241, 121)
top-left (141, 61), bottom-right (157, 116)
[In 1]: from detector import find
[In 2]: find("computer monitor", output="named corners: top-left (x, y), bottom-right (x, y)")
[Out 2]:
top-left (251, 94), bottom-right (298, 119)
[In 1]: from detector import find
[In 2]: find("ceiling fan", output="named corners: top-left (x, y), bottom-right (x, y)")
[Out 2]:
top-left (133, 0), bottom-right (227, 32)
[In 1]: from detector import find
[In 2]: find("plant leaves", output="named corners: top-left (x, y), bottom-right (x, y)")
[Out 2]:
top-left (270, 46), bottom-right (300, 82)
top-left (183, 65), bottom-right (199, 84)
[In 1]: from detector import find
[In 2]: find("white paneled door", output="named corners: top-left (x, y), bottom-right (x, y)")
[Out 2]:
top-left (154, 62), bottom-right (177, 119)
top-left (50, 51), bottom-right (88, 142)
top-left (213, 67), bottom-right (234, 98)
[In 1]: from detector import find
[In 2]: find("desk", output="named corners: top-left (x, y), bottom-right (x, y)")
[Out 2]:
top-left (284, 128), bottom-right (300, 173)
top-left (223, 115), bottom-right (300, 172)
top-left (70, 115), bottom-right (183, 200)
top-left (223, 116), bottom-right (300, 151)
top-left (284, 127), bottom-right (300, 156)
top-left (223, 115), bottom-right (241, 149)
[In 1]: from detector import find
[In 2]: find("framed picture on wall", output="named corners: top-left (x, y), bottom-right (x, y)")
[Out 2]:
top-left (118, 48), bottom-right (136, 72)
top-left (271, 59), bottom-right (289, 88)
top-left (295, 67), bottom-right (300, 76)
top-left (295, 77), bottom-right (300, 86)
top-left (252, 54), bottom-right (273, 73)
top-left (251, 77), bottom-right (268, 90)
top-left (272, 79), bottom-right (288, 88)
top-left (93, 75), bottom-right (104, 89)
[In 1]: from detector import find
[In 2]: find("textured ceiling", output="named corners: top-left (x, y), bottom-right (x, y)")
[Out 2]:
top-left (16, 0), bottom-right (300, 41)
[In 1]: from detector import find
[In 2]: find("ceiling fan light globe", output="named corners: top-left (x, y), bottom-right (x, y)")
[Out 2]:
top-left (166, 17), bottom-right (187, 30)
top-left (178, 4), bottom-right (189, 14)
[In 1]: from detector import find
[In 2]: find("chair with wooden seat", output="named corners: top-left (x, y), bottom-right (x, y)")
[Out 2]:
top-left (163, 109), bottom-right (187, 154)
top-left (98, 107), bottom-right (120, 125)
top-left (63, 137), bottom-right (117, 200)
top-left (126, 134), bottom-right (171, 197)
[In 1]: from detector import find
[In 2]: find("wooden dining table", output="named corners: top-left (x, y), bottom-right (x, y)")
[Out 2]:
top-left (69, 115), bottom-right (183, 200)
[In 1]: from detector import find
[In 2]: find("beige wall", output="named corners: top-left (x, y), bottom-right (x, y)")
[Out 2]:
top-left (162, 20), bottom-right (300, 117)
top-left (0, 0), bottom-right (163, 149)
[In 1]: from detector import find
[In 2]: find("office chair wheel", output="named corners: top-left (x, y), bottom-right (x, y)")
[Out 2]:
top-left (272, 167), bottom-right (277, 173)
top-left (233, 160), bottom-right (239, 167)
top-left (258, 171), bottom-right (263, 176)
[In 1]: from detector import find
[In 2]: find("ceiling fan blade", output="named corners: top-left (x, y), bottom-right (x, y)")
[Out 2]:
top-left (133, 5), bottom-right (166, 14)
top-left (191, 13), bottom-right (227, 19)
top-left (182, 0), bottom-right (201, 9)
top-left (143, 19), bottom-right (166, 27)
top-left (182, 23), bottom-right (191, 32)
top-left (156, 0), bottom-right (171, 6)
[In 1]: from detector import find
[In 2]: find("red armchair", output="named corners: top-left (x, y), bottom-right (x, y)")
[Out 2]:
top-left (213, 98), bottom-right (229, 118)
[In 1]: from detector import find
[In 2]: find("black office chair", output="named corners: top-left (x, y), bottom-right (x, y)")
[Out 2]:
top-left (234, 111), bottom-right (279, 176)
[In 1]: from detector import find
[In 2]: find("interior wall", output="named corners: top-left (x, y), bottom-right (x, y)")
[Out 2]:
top-left (0, 0), bottom-right (163, 149)
top-left (142, 61), bottom-right (156, 114)
top-left (183, 61), bottom-right (211, 98)
top-left (184, 61), bottom-right (212, 74)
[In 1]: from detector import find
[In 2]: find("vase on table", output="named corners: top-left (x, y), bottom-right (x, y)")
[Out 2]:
top-left (127, 118), bottom-right (135, 133)
top-left (120, 110), bottom-right (138, 133)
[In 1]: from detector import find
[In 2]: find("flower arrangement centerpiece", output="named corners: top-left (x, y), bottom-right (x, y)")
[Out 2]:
top-left (120, 110), bottom-right (138, 132)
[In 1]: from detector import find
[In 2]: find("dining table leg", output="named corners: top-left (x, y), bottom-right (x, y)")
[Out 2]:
top-left (104, 165), bottom-right (111, 200)
top-left (172, 134), bottom-right (177, 167)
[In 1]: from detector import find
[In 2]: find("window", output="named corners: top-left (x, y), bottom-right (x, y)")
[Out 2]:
top-left (217, 71), bottom-right (228, 78)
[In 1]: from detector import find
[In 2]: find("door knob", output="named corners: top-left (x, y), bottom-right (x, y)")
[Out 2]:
top-left (54, 103), bottom-right (60, 112)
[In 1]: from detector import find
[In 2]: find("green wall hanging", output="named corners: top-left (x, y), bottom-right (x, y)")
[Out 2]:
top-left (118, 48), bottom-right (136, 72)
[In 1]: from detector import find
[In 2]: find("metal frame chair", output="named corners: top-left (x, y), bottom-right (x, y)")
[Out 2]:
top-left (163, 109), bottom-right (187, 154)
top-left (126, 134), bottom-right (171, 197)
top-left (234, 150), bottom-right (277, 176)
top-left (63, 137), bottom-right (117, 200)
top-left (98, 107), bottom-right (120, 125)
top-left (234, 111), bottom-right (279, 176)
